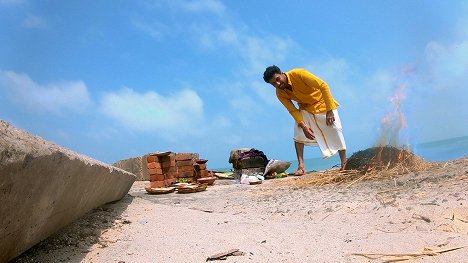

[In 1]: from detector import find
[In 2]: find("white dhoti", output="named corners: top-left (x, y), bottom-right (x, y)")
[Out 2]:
top-left (293, 109), bottom-right (346, 158)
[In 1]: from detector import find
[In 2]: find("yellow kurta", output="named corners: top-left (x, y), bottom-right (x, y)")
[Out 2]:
top-left (276, 68), bottom-right (339, 124)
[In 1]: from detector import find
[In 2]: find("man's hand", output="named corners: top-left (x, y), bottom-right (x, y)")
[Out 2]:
top-left (326, 110), bottom-right (335, 126)
top-left (301, 125), bottom-right (315, 140)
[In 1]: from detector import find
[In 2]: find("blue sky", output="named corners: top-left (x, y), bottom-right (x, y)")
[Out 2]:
top-left (1, 0), bottom-right (467, 169)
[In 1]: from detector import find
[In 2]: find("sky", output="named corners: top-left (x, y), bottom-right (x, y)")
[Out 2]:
top-left (1, 0), bottom-right (467, 169)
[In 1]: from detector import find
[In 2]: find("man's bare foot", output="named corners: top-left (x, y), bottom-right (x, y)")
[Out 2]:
top-left (339, 162), bottom-right (347, 171)
top-left (294, 167), bottom-right (306, 176)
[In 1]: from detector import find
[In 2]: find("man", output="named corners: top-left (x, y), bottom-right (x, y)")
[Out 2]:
top-left (263, 65), bottom-right (347, 175)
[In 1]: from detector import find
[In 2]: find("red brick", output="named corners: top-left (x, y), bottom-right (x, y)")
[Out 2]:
top-left (148, 168), bottom-right (163, 175)
top-left (165, 171), bottom-right (177, 179)
top-left (158, 154), bottom-right (175, 163)
top-left (178, 170), bottom-right (194, 177)
top-left (197, 163), bottom-right (207, 170)
top-left (176, 159), bottom-right (193, 167)
top-left (159, 159), bottom-right (174, 168)
top-left (147, 162), bottom-right (162, 169)
top-left (150, 174), bottom-right (165, 182)
top-left (200, 170), bottom-right (209, 177)
top-left (147, 155), bottom-right (158, 163)
top-left (165, 166), bottom-right (177, 173)
top-left (175, 153), bottom-right (194, 161)
top-left (177, 165), bottom-right (194, 173)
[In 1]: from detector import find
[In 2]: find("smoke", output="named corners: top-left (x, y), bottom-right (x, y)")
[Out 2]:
top-left (376, 65), bottom-right (414, 147)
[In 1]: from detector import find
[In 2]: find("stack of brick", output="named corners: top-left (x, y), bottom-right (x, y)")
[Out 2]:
top-left (147, 153), bottom-right (177, 188)
top-left (194, 161), bottom-right (209, 178)
top-left (175, 153), bottom-right (198, 182)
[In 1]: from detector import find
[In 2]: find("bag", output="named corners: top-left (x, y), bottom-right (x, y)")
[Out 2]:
top-left (263, 159), bottom-right (291, 176)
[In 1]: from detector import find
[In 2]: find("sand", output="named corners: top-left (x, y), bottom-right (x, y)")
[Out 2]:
top-left (13, 158), bottom-right (468, 263)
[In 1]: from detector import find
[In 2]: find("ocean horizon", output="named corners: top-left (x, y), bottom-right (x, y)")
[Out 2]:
top-left (214, 135), bottom-right (468, 173)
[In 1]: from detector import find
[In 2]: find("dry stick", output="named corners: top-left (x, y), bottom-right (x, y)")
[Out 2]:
top-left (376, 188), bottom-right (404, 195)
top-left (412, 214), bottom-right (431, 223)
top-left (352, 245), bottom-right (468, 262)
top-left (375, 222), bottom-right (414, 233)
top-left (320, 207), bottom-right (343, 221)
top-left (345, 174), bottom-right (367, 188)
top-left (206, 249), bottom-right (241, 261)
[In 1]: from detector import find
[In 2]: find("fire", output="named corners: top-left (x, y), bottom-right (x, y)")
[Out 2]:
top-left (398, 150), bottom-right (403, 161)
top-left (367, 65), bottom-right (416, 171)
top-left (344, 64), bottom-right (429, 174)
top-left (377, 83), bottom-right (408, 147)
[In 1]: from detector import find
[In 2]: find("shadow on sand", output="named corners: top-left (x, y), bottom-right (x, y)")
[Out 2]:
top-left (11, 194), bottom-right (135, 263)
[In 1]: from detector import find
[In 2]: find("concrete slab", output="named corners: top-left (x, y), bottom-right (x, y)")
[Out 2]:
top-left (113, 155), bottom-right (149, 181)
top-left (0, 120), bottom-right (136, 263)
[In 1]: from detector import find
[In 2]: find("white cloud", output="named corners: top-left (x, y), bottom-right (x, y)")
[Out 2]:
top-left (170, 0), bottom-right (225, 16)
top-left (252, 80), bottom-right (277, 106)
top-left (240, 35), bottom-right (296, 74)
top-left (411, 38), bottom-right (468, 141)
top-left (218, 25), bottom-right (239, 44)
top-left (149, 0), bottom-right (225, 16)
top-left (0, 70), bottom-right (92, 114)
top-left (133, 20), bottom-right (166, 40)
top-left (190, 23), bottom-right (216, 49)
top-left (304, 57), bottom-right (357, 103)
top-left (135, 0), bottom-right (226, 41)
top-left (425, 40), bottom-right (468, 83)
top-left (455, 2), bottom-right (468, 38)
top-left (307, 57), bottom-right (352, 83)
top-left (99, 87), bottom-right (204, 135)
top-left (141, 1), bottom-right (294, 75)
top-left (23, 14), bottom-right (47, 30)
top-left (193, 23), bottom-right (297, 74)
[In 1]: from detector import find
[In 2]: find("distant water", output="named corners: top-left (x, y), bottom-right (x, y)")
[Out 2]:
top-left (215, 136), bottom-right (468, 173)
top-left (412, 135), bottom-right (468, 162)
top-left (286, 155), bottom-right (342, 173)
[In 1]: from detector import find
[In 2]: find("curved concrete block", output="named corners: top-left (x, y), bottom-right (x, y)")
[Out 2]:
top-left (0, 120), bottom-right (136, 263)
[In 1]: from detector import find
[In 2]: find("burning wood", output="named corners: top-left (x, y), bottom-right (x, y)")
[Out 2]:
top-left (345, 145), bottom-right (426, 173)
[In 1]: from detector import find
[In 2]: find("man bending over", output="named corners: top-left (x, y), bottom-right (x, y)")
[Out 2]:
top-left (263, 65), bottom-right (347, 174)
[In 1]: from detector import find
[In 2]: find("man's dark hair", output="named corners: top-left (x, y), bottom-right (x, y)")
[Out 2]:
top-left (263, 65), bottom-right (281, 83)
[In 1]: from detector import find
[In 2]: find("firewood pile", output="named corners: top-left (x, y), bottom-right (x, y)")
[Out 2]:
top-left (345, 145), bottom-right (430, 173)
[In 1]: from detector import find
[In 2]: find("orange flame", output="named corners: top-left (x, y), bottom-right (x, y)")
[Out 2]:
top-left (377, 74), bottom-right (411, 148)
top-left (371, 65), bottom-right (415, 167)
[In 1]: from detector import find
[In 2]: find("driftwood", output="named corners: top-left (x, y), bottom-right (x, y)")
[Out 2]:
top-left (206, 249), bottom-right (244, 261)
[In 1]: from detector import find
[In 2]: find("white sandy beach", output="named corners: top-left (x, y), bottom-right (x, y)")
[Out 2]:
top-left (13, 158), bottom-right (468, 263)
